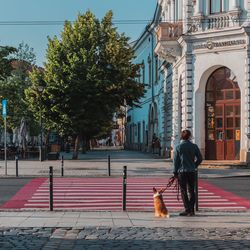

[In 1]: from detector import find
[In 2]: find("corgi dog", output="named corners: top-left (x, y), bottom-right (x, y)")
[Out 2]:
top-left (153, 187), bottom-right (169, 218)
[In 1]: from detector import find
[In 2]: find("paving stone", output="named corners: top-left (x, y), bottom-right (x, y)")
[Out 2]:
top-left (0, 227), bottom-right (249, 249)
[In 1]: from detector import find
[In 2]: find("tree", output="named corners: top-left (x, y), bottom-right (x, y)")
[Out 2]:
top-left (27, 10), bottom-right (144, 158)
top-left (0, 46), bottom-right (16, 80)
top-left (0, 42), bottom-right (37, 148)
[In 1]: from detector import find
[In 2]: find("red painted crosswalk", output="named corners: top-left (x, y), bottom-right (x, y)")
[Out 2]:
top-left (2, 177), bottom-right (250, 211)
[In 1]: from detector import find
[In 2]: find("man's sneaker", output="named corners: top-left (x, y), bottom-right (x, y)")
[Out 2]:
top-left (188, 211), bottom-right (195, 216)
top-left (179, 211), bottom-right (189, 216)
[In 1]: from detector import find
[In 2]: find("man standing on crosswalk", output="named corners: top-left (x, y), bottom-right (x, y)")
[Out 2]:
top-left (173, 130), bottom-right (203, 216)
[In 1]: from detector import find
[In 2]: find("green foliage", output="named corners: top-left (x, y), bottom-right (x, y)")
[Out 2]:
top-left (0, 43), bottom-right (38, 131)
top-left (27, 10), bottom-right (144, 139)
top-left (0, 46), bottom-right (16, 80)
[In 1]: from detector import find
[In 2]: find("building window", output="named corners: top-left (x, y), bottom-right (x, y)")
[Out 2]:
top-left (211, 0), bottom-right (221, 13)
top-left (210, 0), bottom-right (229, 14)
top-left (141, 60), bottom-right (145, 84)
top-left (175, 0), bottom-right (179, 20)
top-left (147, 56), bottom-right (152, 88)
top-left (155, 56), bottom-right (158, 84)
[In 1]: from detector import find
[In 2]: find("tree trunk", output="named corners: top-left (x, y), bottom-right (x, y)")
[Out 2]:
top-left (81, 136), bottom-right (87, 154)
top-left (72, 135), bottom-right (80, 159)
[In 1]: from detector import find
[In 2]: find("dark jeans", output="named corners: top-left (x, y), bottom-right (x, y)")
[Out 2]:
top-left (178, 172), bottom-right (196, 213)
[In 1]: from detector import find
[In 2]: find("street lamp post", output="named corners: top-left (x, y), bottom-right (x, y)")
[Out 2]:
top-left (38, 86), bottom-right (44, 161)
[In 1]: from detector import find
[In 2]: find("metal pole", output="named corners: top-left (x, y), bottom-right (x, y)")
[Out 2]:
top-left (61, 155), bottom-right (64, 177)
top-left (122, 165), bottom-right (127, 211)
top-left (4, 117), bottom-right (7, 176)
top-left (108, 155), bottom-right (111, 176)
top-left (49, 166), bottom-right (53, 211)
top-left (195, 169), bottom-right (199, 211)
top-left (39, 98), bottom-right (43, 162)
top-left (15, 155), bottom-right (18, 177)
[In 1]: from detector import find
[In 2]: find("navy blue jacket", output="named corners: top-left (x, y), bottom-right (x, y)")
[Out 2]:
top-left (173, 140), bottom-right (203, 173)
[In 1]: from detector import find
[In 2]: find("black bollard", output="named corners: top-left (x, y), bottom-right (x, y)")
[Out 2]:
top-left (122, 166), bottom-right (127, 211)
top-left (61, 155), bottom-right (64, 177)
top-left (108, 155), bottom-right (111, 176)
top-left (15, 155), bottom-right (18, 177)
top-left (195, 169), bottom-right (199, 211)
top-left (49, 166), bottom-right (53, 211)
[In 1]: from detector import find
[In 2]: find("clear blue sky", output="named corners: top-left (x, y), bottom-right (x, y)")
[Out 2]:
top-left (0, 0), bottom-right (156, 66)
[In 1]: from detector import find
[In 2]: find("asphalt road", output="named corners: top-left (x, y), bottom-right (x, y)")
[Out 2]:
top-left (204, 176), bottom-right (250, 200)
top-left (0, 177), bottom-right (32, 206)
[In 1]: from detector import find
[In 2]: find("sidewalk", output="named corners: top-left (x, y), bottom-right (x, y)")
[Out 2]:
top-left (0, 149), bottom-right (250, 178)
top-left (0, 210), bottom-right (249, 228)
top-left (0, 211), bottom-right (249, 249)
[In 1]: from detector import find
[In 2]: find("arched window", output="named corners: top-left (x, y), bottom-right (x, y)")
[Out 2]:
top-left (205, 67), bottom-right (241, 160)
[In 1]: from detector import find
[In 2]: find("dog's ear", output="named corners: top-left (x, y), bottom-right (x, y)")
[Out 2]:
top-left (153, 187), bottom-right (157, 193)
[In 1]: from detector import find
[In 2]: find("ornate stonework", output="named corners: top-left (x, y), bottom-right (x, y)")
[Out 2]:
top-left (155, 41), bottom-right (181, 63)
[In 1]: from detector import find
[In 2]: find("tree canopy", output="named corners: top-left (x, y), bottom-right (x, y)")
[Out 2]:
top-left (0, 46), bottom-right (16, 80)
top-left (0, 42), bottom-right (37, 131)
top-left (26, 10), bottom-right (144, 140)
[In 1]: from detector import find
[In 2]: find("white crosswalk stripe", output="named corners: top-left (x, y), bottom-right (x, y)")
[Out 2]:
top-left (21, 178), bottom-right (248, 211)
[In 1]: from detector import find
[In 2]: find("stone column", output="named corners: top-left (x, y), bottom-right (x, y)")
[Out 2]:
top-left (182, 53), bottom-right (194, 132)
top-left (171, 66), bottom-right (180, 153)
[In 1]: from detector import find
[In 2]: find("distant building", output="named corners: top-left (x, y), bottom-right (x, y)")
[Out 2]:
top-left (126, 4), bottom-right (171, 156)
top-left (126, 0), bottom-right (250, 162)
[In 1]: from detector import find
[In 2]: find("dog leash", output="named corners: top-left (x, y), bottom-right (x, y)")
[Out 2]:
top-left (161, 176), bottom-right (180, 201)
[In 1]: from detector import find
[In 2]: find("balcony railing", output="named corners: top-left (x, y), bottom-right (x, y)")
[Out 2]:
top-left (190, 10), bottom-right (242, 33)
top-left (156, 22), bottom-right (183, 42)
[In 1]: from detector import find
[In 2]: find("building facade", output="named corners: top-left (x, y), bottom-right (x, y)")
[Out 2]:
top-left (127, 0), bottom-right (250, 162)
top-left (126, 5), bottom-right (172, 155)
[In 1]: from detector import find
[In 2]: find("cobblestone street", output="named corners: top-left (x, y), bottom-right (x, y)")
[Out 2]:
top-left (0, 227), bottom-right (250, 249)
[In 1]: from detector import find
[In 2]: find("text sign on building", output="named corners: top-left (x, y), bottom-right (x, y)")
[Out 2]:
top-left (193, 39), bottom-right (246, 50)
top-left (2, 99), bottom-right (7, 118)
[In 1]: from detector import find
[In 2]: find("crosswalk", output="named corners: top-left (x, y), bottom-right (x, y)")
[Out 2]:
top-left (2, 177), bottom-right (250, 211)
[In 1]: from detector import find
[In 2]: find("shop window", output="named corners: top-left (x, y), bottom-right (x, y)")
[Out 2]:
top-left (216, 118), bottom-right (223, 128)
top-left (226, 118), bottom-right (233, 128)
top-left (216, 130), bottom-right (223, 140)
top-left (235, 106), bottom-right (240, 116)
top-left (225, 90), bottom-right (234, 100)
top-left (226, 130), bottom-right (233, 140)
top-left (235, 90), bottom-right (240, 99)
top-left (225, 106), bottom-right (234, 116)
top-left (215, 106), bottom-right (223, 116)
top-left (206, 79), bottom-right (214, 91)
top-left (235, 117), bottom-right (240, 128)
top-left (208, 130), bottom-right (215, 140)
top-left (206, 92), bottom-right (214, 102)
top-left (216, 91), bottom-right (224, 100)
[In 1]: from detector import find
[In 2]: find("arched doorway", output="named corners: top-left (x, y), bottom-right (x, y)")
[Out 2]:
top-left (205, 67), bottom-right (241, 160)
